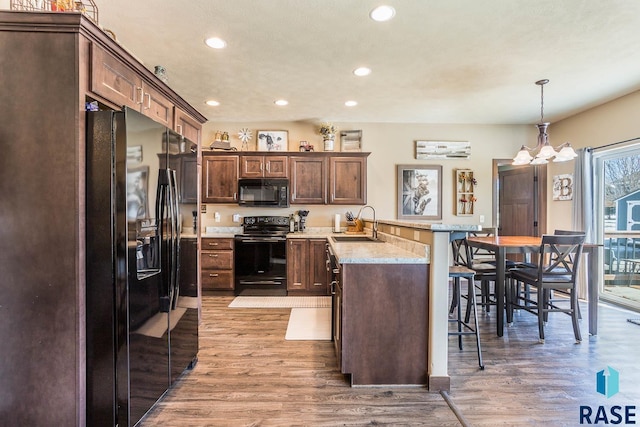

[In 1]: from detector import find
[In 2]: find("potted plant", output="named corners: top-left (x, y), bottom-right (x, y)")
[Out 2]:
top-left (318, 122), bottom-right (337, 151)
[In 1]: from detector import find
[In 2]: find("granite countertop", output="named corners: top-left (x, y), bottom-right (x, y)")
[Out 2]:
top-left (378, 219), bottom-right (482, 232)
top-left (328, 236), bottom-right (428, 264)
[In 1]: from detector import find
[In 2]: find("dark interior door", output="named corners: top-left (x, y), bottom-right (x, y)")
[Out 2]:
top-left (498, 164), bottom-right (546, 236)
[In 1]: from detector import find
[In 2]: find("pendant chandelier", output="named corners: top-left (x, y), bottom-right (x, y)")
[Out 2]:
top-left (512, 79), bottom-right (578, 165)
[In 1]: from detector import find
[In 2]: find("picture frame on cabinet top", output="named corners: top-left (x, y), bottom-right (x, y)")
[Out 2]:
top-left (257, 130), bottom-right (288, 151)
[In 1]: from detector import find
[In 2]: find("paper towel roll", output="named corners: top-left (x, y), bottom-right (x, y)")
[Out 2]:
top-left (334, 214), bottom-right (341, 232)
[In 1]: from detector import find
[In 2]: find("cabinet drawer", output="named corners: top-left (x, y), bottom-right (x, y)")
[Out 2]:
top-left (202, 238), bottom-right (234, 250)
top-left (201, 251), bottom-right (233, 270)
top-left (201, 270), bottom-right (234, 290)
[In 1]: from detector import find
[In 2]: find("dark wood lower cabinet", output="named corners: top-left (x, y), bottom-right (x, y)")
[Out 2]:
top-left (179, 238), bottom-right (198, 297)
top-left (201, 238), bottom-right (234, 293)
top-left (286, 238), bottom-right (330, 295)
top-left (338, 263), bottom-right (429, 386)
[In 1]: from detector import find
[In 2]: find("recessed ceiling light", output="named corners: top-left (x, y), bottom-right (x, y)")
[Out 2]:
top-left (353, 67), bottom-right (371, 77)
top-left (370, 5), bottom-right (396, 22)
top-left (345, 100), bottom-right (358, 107)
top-left (205, 37), bottom-right (227, 49)
top-left (274, 99), bottom-right (289, 106)
top-left (205, 100), bottom-right (220, 106)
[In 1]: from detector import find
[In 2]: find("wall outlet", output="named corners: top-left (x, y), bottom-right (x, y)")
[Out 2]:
top-left (479, 214), bottom-right (485, 223)
top-left (201, 204), bottom-right (207, 213)
top-left (214, 212), bottom-right (221, 223)
top-left (232, 213), bottom-right (241, 223)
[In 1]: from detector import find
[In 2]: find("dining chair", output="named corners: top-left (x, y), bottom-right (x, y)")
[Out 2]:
top-left (553, 230), bottom-right (586, 319)
top-left (508, 234), bottom-right (586, 343)
top-left (449, 235), bottom-right (484, 369)
top-left (451, 234), bottom-right (499, 319)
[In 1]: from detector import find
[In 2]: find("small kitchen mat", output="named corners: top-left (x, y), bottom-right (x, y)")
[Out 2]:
top-left (285, 308), bottom-right (331, 340)
top-left (228, 296), bottom-right (331, 308)
top-left (628, 319), bottom-right (640, 326)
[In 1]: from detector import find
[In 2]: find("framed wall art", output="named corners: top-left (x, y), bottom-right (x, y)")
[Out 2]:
top-left (553, 173), bottom-right (574, 201)
top-left (257, 130), bottom-right (288, 151)
top-left (415, 140), bottom-right (471, 160)
top-left (397, 164), bottom-right (442, 220)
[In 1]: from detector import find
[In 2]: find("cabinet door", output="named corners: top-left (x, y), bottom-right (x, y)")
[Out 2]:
top-left (329, 156), bottom-right (366, 205)
top-left (287, 239), bottom-right (309, 291)
top-left (309, 239), bottom-right (329, 294)
top-left (91, 44), bottom-right (141, 110)
top-left (202, 155), bottom-right (239, 203)
top-left (290, 156), bottom-right (326, 204)
top-left (239, 155), bottom-right (265, 178)
top-left (265, 156), bottom-right (288, 177)
top-left (91, 44), bottom-right (173, 127)
top-left (141, 83), bottom-right (173, 127)
top-left (175, 109), bottom-right (202, 144)
top-left (179, 238), bottom-right (198, 297)
top-left (180, 156), bottom-right (198, 204)
top-left (333, 270), bottom-right (343, 368)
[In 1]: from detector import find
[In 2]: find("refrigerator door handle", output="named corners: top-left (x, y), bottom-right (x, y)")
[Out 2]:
top-left (156, 170), bottom-right (171, 313)
top-left (168, 169), bottom-right (181, 311)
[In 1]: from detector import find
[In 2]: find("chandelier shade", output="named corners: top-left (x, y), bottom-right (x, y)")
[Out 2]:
top-left (512, 80), bottom-right (577, 166)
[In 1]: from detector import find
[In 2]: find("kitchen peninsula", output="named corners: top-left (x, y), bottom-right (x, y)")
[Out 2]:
top-left (327, 233), bottom-right (429, 386)
top-left (329, 220), bottom-right (481, 390)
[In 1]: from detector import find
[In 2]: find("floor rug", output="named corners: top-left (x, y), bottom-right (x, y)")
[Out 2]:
top-left (285, 308), bottom-right (332, 340)
top-left (228, 296), bottom-right (331, 308)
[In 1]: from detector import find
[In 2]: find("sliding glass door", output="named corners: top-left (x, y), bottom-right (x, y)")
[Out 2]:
top-left (594, 144), bottom-right (640, 311)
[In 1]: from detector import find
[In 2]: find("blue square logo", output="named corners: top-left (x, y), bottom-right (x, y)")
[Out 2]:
top-left (596, 366), bottom-right (619, 398)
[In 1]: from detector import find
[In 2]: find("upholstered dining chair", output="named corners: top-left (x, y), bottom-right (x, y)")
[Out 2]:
top-left (508, 234), bottom-right (586, 343)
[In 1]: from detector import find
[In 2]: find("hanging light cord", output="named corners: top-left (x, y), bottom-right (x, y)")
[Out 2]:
top-left (540, 83), bottom-right (544, 123)
top-left (536, 79), bottom-right (549, 124)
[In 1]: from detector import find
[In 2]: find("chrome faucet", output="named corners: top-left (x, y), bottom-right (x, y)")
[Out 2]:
top-left (357, 205), bottom-right (378, 240)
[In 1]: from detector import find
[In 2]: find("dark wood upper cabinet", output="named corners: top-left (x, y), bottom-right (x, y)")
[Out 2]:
top-left (174, 108), bottom-right (202, 145)
top-left (240, 155), bottom-right (288, 178)
top-left (202, 154), bottom-right (239, 203)
top-left (289, 155), bottom-right (327, 204)
top-left (202, 152), bottom-right (368, 205)
top-left (91, 44), bottom-right (174, 127)
top-left (329, 155), bottom-right (367, 205)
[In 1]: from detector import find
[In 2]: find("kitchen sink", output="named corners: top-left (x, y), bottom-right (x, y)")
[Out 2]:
top-left (331, 236), bottom-right (382, 243)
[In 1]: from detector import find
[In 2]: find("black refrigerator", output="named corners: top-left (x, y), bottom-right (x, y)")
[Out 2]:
top-left (85, 108), bottom-right (198, 427)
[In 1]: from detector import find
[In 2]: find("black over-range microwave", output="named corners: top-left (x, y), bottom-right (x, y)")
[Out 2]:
top-left (238, 178), bottom-right (289, 207)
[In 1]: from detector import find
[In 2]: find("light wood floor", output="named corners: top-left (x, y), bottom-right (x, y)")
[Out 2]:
top-left (139, 296), bottom-right (640, 426)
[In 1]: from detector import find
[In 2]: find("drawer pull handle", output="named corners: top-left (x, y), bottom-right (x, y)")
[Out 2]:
top-left (208, 242), bottom-right (219, 246)
top-left (209, 273), bottom-right (219, 277)
top-left (208, 254), bottom-right (219, 257)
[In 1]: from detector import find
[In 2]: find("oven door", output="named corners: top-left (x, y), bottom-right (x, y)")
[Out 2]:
top-left (234, 235), bottom-right (288, 295)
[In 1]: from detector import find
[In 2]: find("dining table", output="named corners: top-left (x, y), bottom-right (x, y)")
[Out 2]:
top-left (465, 235), bottom-right (601, 337)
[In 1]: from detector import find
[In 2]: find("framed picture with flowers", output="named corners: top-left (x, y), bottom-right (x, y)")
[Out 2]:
top-left (397, 164), bottom-right (442, 220)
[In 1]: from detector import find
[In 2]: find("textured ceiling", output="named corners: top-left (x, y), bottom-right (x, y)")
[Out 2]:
top-left (92, 0), bottom-right (640, 124)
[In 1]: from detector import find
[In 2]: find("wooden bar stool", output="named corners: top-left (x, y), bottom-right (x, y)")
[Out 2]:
top-left (449, 265), bottom-right (484, 369)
